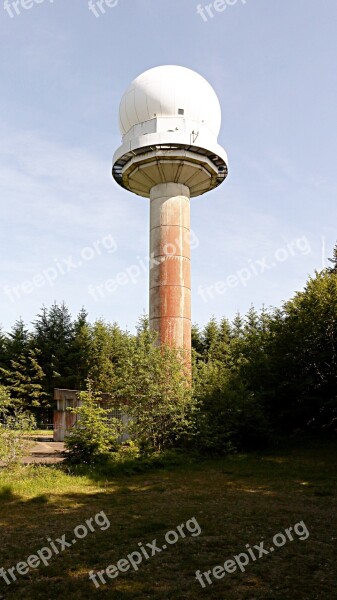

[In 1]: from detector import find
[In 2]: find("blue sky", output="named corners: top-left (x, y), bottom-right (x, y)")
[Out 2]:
top-left (0, 0), bottom-right (336, 333)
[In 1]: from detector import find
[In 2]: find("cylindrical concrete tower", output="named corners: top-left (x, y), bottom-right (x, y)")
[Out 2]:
top-left (112, 65), bottom-right (228, 354)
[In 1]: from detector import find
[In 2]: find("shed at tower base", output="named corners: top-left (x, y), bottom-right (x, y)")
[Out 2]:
top-left (112, 65), bottom-right (228, 355)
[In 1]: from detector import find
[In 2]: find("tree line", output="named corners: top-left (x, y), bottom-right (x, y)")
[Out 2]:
top-left (0, 245), bottom-right (336, 453)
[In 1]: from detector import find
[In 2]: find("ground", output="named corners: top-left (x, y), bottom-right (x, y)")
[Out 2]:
top-left (0, 438), bottom-right (335, 599)
top-left (23, 434), bottom-right (65, 465)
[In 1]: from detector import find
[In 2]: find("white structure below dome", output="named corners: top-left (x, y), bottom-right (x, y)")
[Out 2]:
top-left (113, 65), bottom-right (228, 198)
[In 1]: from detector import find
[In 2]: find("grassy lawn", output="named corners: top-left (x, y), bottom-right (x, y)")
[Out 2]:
top-left (0, 438), bottom-right (336, 599)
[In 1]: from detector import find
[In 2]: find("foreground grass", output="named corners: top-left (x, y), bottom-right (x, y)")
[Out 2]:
top-left (0, 438), bottom-right (336, 599)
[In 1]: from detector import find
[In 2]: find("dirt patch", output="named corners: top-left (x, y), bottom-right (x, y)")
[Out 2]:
top-left (23, 439), bottom-right (66, 465)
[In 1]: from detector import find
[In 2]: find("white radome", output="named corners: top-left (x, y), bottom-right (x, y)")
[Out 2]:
top-left (118, 65), bottom-right (222, 138)
top-left (113, 64), bottom-right (228, 198)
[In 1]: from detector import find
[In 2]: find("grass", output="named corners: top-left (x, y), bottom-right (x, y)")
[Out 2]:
top-left (33, 430), bottom-right (54, 437)
top-left (0, 437), bottom-right (336, 599)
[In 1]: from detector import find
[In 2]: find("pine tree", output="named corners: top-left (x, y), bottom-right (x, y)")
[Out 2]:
top-left (0, 327), bottom-right (7, 368)
top-left (231, 313), bottom-right (244, 339)
top-left (202, 317), bottom-right (219, 359)
top-left (68, 308), bottom-right (91, 390)
top-left (4, 318), bottom-right (30, 367)
top-left (191, 323), bottom-right (204, 358)
top-left (87, 320), bottom-right (128, 392)
top-left (0, 348), bottom-right (47, 410)
top-left (328, 242), bottom-right (337, 273)
top-left (32, 302), bottom-right (75, 399)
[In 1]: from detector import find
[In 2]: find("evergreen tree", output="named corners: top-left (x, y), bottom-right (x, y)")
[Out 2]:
top-left (88, 320), bottom-right (128, 392)
top-left (191, 323), bottom-right (204, 358)
top-left (0, 348), bottom-right (47, 410)
top-left (328, 242), bottom-right (337, 273)
top-left (214, 317), bottom-right (231, 362)
top-left (202, 317), bottom-right (219, 359)
top-left (231, 312), bottom-right (244, 339)
top-left (4, 318), bottom-right (30, 367)
top-left (0, 327), bottom-right (7, 368)
top-left (32, 302), bottom-right (75, 399)
top-left (266, 270), bottom-right (337, 431)
top-left (68, 308), bottom-right (91, 390)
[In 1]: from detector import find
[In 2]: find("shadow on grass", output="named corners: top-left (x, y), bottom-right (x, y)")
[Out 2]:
top-left (0, 485), bottom-right (20, 503)
top-left (0, 438), bottom-right (336, 599)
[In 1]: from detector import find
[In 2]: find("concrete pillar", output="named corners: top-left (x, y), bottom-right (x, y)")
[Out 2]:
top-left (149, 183), bottom-right (191, 353)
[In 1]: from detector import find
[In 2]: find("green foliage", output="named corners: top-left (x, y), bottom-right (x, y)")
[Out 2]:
top-left (0, 386), bottom-right (36, 468)
top-left (0, 348), bottom-right (47, 410)
top-left (111, 317), bottom-right (196, 452)
top-left (328, 242), bottom-right (337, 273)
top-left (32, 302), bottom-right (75, 397)
top-left (68, 308), bottom-right (91, 390)
top-left (86, 320), bottom-right (127, 392)
top-left (1, 240), bottom-right (337, 456)
top-left (266, 270), bottom-right (337, 430)
top-left (64, 381), bottom-right (122, 465)
top-left (194, 342), bottom-right (270, 453)
top-left (4, 318), bottom-right (30, 367)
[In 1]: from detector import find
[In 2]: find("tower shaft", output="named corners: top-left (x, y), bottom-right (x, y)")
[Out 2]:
top-left (149, 183), bottom-right (191, 353)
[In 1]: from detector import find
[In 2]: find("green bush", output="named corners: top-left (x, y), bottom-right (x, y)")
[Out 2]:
top-left (194, 363), bottom-right (271, 454)
top-left (64, 381), bottom-right (122, 465)
top-left (0, 385), bottom-right (36, 468)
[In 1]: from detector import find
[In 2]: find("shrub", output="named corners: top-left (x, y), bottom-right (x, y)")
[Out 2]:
top-left (64, 381), bottom-right (122, 465)
top-left (0, 385), bottom-right (36, 468)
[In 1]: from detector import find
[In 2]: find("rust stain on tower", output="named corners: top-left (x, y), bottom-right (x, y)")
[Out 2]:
top-left (112, 65), bottom-right (228, 357)
top-left (150, 183), bottom-right (191, 351)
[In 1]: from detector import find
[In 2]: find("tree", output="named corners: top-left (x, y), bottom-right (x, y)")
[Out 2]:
top-left (65, 381), bottom-right (122, 465)
top-left (191, 323), bottom-right (204, 358)
top-left (202, 317), bottom-right (219, 357)
top-left (110, 318), bottom-right (195, 452)
top-left (0, 348), bottom-right (47, 410)
top-left (267, 270), bottom-right (337, 431)
top-left (328, 242), bottom-right (337, 273)
top-left (4, 318), bottom-right (30, 367)
top-left (32, 303), bottom-right (75, 399)
top-left (0, 327), bottom-right (7, 368)
top-left (0, 386), bottom-right (36, 469)
top-left (68, 308), bottom-right (91, 390)
top-left (87, 320), bottom-right (128, 392)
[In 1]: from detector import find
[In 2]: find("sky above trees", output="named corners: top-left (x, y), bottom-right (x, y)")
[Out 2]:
top-left (1, 0), bottom-right (336, 332)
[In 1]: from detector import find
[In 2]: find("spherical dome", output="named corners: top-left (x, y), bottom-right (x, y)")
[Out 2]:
top-left (118, 65), bottom-right (222, 138)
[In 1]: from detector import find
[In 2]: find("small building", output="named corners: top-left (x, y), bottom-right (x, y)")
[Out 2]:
top-left (53, 388), bottom-right (126, 442)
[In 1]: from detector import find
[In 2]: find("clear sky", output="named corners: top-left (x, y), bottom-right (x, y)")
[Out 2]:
top-left (1, 0), bottom-right (336, 333)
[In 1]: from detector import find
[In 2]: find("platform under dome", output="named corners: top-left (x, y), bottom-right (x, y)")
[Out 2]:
top-left (118, 65), bottom-right (222, 138)
top-left (113, 65), bottom-right (228, 198)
